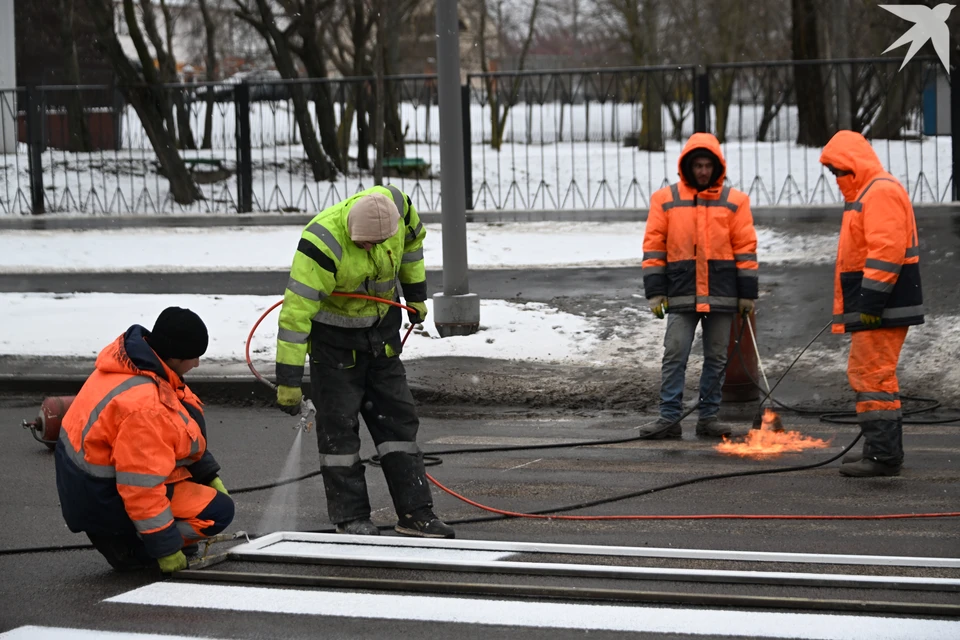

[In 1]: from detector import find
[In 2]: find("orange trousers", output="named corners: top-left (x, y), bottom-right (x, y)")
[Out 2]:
top-left (847, 326), bottom-right (908, 465)
top-left (168, 479), bottom-right (234, 543)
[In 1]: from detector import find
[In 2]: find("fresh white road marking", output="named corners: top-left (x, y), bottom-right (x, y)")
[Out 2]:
top-left (0, 627), bottom-right (224, 640)
top-left (106, 582), bottom-right (960, 639)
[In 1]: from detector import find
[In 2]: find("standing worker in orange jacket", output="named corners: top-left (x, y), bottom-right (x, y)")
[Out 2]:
top-left (640, 133), bottom-right (759, 439)
top-left (54, 307), bottom-right (234, 572)
top-left (820, 131), bottom-right (924, 477)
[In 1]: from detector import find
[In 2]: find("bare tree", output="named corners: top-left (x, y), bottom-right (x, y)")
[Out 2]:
top-left (82, 0), bottom-right (202, 204)
top-left (792, 0), bottom-right (829, 146)
top-left (475, 0), bottom-right (543, 151)
top-left (58, 0), bottom-right (92, 152)
top-left (277, 0), bottom-right (343, 172)
top-left (233, 0), bottom-right (337, 181)
top-left (595, 0), bottom-right (664, 151)
top-left (197, 0), bottom-right (219, 149)
top-left (324, 0), bottom-right (376, 171)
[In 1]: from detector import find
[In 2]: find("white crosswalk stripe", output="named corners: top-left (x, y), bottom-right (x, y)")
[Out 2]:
top-left (106, 582), bottom-right (960, 639)
top-left (0, 627), bottom-right (225, 640)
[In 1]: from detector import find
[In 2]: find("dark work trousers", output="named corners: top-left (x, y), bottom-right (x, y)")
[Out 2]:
top-left (309, 343), bottom-right (433, 525)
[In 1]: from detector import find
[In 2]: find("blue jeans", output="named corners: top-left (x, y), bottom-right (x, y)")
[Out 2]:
top-left (659, 312), bottom-right (735, 422)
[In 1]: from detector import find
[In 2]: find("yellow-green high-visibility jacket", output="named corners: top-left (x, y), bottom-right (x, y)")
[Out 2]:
top-left (275, 185), bottom-right (427, 387)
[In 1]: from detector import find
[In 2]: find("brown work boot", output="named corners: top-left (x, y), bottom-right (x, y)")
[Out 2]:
top-left (637, 418), bottom-right (682, 440)
top-left (839, 458), bottom-right (901, 477)
top-left (695, 416), bottom-right (732, 438)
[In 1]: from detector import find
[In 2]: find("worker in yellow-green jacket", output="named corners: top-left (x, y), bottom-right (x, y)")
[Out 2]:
top-left (274, 185), bottom-right (454, 539)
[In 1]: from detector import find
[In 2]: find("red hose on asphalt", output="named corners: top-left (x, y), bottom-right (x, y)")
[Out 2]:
top-left (425, 473), bottom-right (960, 521)
top-left (245, 300), bottom-right (960, 523)
top-left (245, 294), bottom-right (417, 390)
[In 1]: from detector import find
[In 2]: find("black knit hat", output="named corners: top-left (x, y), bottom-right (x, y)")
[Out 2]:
top-left (146, 307), bottom-right (209, 360)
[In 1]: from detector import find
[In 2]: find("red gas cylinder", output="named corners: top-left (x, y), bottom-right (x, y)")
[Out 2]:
top-left (22, 396), bottom-right (76, 451)
top-left (722, 311), bottom-right (760, 403)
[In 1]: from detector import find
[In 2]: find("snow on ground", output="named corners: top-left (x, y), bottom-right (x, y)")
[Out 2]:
top-left (0, 294), bottom-right (598, 366)
top-left (0, 222), bottom-right (837, 273)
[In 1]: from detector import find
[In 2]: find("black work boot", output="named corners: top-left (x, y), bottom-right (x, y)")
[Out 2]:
top-left (336, 517), bottom-right (380, 535)
top-left (395, 507), bottom-right (455, 539)
top-left (842, 443), bottom-right (866, 465)
top-left (839, 457), bottom-right (901, 477)
top-left (695, 416), bottom-right (732, 438)
top-left (637, 417), bottom-right (682, 440)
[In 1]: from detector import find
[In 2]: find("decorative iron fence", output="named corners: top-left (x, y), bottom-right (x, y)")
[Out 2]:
top-left (0, 57), bottom-right (954, 216)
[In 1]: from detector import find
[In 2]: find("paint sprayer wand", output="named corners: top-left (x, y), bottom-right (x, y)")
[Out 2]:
top-left (745, 314), bottom-right (784, 432)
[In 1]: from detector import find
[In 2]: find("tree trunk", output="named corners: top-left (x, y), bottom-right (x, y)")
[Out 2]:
top-left (711, 71), bottom-right (736, 144)
top-left (159, 0), bottom-right (196, 150)
top-left (351, 0), bottom-right (371, 171)
top-left (791, 0), bottom-right (829, 147)
top-left (638, 75), bottom-right (665, 152)
top-left (239, 0), bottom-right (334, 181)
top-left (87, 0), bottom-right (200, 203)
top-left (58, 0), bottom-right (92, 152)
top-left (292, 0), bottom-right (343, 173)
top-left (373, 2), bottom-right (384, 185)
top-left (380, 2), bottom-right (405, 159)
top-left (197, 0), bottom-right (218, 150)
top-left (138, 0), bottom-right (178, 142)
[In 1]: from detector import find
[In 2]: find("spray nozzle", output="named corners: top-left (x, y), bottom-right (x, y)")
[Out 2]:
top-left (297, 397), bottom-right (316, 433)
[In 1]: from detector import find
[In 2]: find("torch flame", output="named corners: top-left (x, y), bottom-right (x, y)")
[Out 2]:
top-left (715, 410), bottom-right (830, 459)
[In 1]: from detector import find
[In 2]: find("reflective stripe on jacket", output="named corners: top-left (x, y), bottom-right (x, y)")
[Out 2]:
top-left (642, 133), bottom-right (758, 314)
top-left (820, 131), bottom-right (924, 334)
top-left (276, 185), bottom-right (427, 387)
top-left (54, 325), bottom-right (214, 559)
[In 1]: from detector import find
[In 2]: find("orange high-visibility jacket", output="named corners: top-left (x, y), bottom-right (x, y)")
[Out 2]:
top-left (642, 133), bottom-right (758, 314)
top-left (820, 131), bottom-right (924, 334)
top-left (54, 325), bottom-right (218, 559)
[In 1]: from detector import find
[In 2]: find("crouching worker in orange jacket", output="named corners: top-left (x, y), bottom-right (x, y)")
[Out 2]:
top-left (820, 131), bottom-right (924, 478)
top-left (55, 307), bottom-right (234, 572)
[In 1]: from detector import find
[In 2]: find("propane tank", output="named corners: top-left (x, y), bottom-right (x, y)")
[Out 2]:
top-left (22, 396), bottom-right (76, 450)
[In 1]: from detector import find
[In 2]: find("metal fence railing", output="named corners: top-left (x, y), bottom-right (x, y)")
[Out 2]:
top-left (0, 57), bottom-right (954, 216)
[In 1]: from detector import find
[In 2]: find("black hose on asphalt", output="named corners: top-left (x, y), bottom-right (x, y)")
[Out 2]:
top-left (4, 318), bottom-right (958, 555)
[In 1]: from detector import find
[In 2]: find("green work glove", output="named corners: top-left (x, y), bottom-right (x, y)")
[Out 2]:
top-left (276, 385), bottom-right (302, 416)
top-left (860, 312), bottom-right (881, 329)
top-left (648, 295), bottom-right (668, 319)
top-left (209, 477), bottom-right (228, 495)
top-left (738, 298), bottom-right (755, 317)
top-left (408, 301), bottom-right (428, 325)
top-left (157, 550), bottom-right (187, 573)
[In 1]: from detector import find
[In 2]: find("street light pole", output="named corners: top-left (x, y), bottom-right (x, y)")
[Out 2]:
top-left (433, 0), bottom-right (480, 337)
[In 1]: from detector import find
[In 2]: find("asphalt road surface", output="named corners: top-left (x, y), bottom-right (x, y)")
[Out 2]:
top-left (1, 400), bottom-right (958, 638)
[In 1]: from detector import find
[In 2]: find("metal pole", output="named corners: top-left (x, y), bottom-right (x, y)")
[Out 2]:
top-left (461, 83), bottom-right (474, 212)
top-left (0, 0), bottom-right (16, 154)
top-left (235, 82), bottom-right (253, 213)
top-left (952, 61), bottom-right (959, 201)
top-left (433, 0), bottom-right (479, 337)
top-left (26, 87), bottom-right (45, 215)
top-left (835, 0), bottom-right (852, 131)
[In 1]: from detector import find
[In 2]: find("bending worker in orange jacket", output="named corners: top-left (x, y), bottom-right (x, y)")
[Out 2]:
top-left (820, 131), bottom-right (924, 477)
top-left (55, 307), bottom-right (234, 572)
top-left (640, 133), bottom-right (759, 439)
